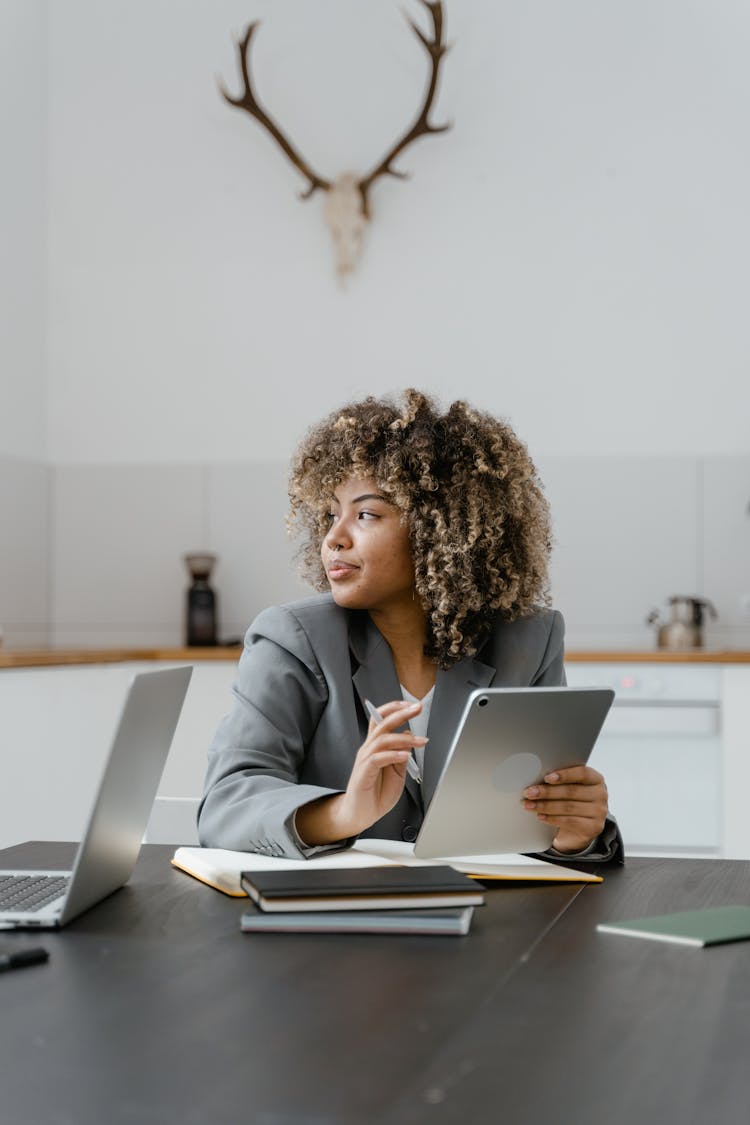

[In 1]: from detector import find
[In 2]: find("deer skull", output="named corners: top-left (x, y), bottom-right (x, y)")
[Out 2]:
top-left (220, 0), bottom-right (450, 280)
top-left (324, 175), bottom-right (368, 279)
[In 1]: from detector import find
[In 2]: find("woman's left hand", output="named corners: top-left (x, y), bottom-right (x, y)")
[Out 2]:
top-left (522, 765), bottom-right (608, 854)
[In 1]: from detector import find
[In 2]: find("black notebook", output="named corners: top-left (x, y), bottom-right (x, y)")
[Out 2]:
top-left (239, 864), bottom-right (485, 913)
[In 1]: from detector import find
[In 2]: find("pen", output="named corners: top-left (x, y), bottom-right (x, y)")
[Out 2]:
top-left (0, 947), bottom-right (49, 973)
top-left (364, 698), bottom-right (423, 784)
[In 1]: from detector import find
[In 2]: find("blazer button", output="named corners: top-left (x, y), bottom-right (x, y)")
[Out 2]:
top-left (402, 825), bottom-right (418, 843)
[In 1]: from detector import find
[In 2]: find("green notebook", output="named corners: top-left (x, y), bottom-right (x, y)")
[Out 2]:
top-left (597, 904), bottom-right (750, 947)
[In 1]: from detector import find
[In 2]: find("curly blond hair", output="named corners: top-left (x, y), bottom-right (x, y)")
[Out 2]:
top-left (288, 389), bottom-right (552, 667)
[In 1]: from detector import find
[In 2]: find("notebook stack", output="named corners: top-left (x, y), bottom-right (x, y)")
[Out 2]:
top-left (239, 864), bottom-right (485, 936)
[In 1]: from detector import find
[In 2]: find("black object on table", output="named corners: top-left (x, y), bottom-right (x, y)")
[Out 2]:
top-left (0, 945), bottom-right (49, 972)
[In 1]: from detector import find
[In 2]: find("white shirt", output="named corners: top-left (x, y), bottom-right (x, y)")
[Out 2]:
top-left (400, 683), bottom-right (435, 778)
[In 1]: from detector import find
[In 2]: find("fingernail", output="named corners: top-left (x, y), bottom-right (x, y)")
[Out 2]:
top-left (545, 772), bottom-right (560, 783)
top-left (524, 786), bottom-right (539, 798)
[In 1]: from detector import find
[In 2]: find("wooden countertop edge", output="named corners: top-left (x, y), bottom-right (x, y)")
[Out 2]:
top-left (564, 650), bottom-right (750, 663)
top-left (2, 647), bottom-right (750, 669)
top-left (0, 647), bottom-right (243, 669)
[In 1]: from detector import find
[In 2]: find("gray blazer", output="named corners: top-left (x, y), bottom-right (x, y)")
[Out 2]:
top-left (198, 594), bottom-right (620, 860)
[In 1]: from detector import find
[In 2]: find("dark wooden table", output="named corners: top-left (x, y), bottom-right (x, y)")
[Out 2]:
top-left (2, 843), bottom-right (749, 1125)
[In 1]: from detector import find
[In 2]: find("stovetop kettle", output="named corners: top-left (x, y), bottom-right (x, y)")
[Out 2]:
top-left (646, 596), bottom-right (717, 649)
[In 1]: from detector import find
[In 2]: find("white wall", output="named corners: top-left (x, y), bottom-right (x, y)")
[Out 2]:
top-left (0, 0), bottom-right (49, 645)
top-left (0, 0), bottom-right (47, 461)
top-left (2, 1), bottom-right (750, 650)
top-left (44, 0), bottom-right (750, 464)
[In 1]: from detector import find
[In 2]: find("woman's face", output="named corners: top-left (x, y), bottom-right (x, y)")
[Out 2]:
top-left (321, 476), bottom-right (415, 615)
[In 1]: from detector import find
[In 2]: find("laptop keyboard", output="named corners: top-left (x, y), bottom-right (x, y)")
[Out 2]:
top-left (0, 874), bottom-right (69, 913)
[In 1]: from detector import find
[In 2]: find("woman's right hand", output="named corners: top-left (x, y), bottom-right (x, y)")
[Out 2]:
top-left (337, 700), bottom-right (425, 835)
top-left (295, 699), bottom-right (425, 846)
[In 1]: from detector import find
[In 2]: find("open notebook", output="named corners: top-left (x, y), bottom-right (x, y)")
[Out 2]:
top-left (171, 838), bottom-right (602, 897)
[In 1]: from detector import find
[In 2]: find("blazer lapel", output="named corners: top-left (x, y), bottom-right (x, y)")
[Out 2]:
top-left (348, 612), bottom-right (423, 805)
top-left (422, 654), bottom-right (496, 807)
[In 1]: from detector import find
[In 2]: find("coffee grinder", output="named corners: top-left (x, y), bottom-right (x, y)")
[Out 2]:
top-left (184, 552), bottom-right (218, 646)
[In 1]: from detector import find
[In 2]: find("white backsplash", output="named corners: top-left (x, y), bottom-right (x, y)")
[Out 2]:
top-left (2, 454), bottom-right (749, 650)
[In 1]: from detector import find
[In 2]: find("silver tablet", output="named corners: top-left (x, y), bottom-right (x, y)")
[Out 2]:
top-left (414, 686), bottom-right (615, 858)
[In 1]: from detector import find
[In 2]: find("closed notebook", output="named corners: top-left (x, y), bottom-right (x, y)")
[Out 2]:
top-left (596, 904), bottom-right (750, 947)
top-left (240, 903), bottom-right (475, 936)
top-left (239, 864), bottom-right (485, 912)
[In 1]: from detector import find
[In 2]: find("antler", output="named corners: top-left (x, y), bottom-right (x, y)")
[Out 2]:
top-left (357, 0), bottom-right (450, 218)
top-left (219, 22), bottom-right (330, 200)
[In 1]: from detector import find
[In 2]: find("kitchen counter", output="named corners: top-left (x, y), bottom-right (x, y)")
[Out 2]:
top-left (564, 649), bottom-right (750, 663)
top-left (0, 647), bottom-right (243, 669)
top-left (3, 645), bottom-right (749, 858)
top-left (1, 646), bottom-right (750, 669)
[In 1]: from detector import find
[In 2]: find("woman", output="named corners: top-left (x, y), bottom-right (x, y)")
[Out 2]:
top-left (199, 390), bottom-right (622, 862)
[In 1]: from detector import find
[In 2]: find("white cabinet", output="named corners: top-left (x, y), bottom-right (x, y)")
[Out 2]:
top-left (566, 662), bottom-right (750, 858)
top-left (0, 660), bottom-right (238, 850)
top-left (2, 658), bottom-right (749, 857)
top-left (721, 667), bottom-right (750, 859)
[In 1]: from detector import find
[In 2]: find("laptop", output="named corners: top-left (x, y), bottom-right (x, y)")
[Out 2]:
top-left (0, 665), bottom-right (192, 929)
top-left (414, 686), bottom-right (615, 858)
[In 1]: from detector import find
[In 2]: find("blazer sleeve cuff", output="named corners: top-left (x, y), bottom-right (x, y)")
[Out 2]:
top-left (535, 815), bottom-right (625, 866)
